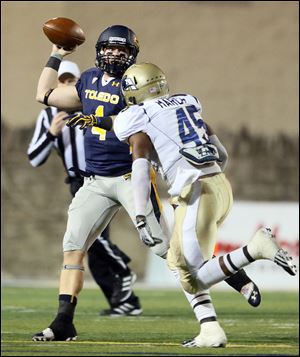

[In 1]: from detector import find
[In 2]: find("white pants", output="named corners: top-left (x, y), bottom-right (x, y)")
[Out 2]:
top-left (63, 174), bottom-right (169, 258)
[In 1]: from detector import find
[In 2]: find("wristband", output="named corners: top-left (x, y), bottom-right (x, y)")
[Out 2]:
top-left (45, 56), bottom-right (62, 71)
top-left (51, 53), bottom-right (63, 60)
top-left (94, 116), bottom-right (113, 131)
top-left (136, 215), bottom-right (146, 226)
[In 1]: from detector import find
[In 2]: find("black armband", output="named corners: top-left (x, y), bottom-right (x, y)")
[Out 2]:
top-left (43, 88), bottom-right (55, 106)
top-left (45, 56), bottom-right (62, 71)
top-left (94, 116), bottom-right (113, 131)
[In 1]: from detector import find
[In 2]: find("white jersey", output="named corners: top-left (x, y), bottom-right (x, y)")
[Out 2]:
top-left (114, 94), bottom-right (221, 197)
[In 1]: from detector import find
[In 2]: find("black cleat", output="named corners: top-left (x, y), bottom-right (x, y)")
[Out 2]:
top-left (240, 282), bottom-right (261, 307)
top-left (110, 271), bottom-right (137, 306)
top-left (32, 318), bottom-right (77, 341)
top-left (100, 300), bottom-right (142, 317)
top-left (32, 325), bottom-right (77, 341)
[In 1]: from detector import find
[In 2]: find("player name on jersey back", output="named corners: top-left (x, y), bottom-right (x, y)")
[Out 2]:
top-left (155, 95), bottom-right (187, 108)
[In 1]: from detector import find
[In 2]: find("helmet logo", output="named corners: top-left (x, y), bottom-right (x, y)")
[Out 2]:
top-left (122, 77), bottom-right (137, 90)
top-left (109, 36), bottom-right (126, 43)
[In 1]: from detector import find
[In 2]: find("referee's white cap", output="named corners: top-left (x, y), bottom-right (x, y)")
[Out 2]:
top-left (58, 61), bottom-right (81, 79)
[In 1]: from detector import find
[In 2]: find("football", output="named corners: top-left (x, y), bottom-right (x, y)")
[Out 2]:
top-left (43, 17), bottom-right (85, 49)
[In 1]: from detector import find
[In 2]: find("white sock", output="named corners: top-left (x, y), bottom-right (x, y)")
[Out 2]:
top-left (196, 246), bottom-right (254, 290)
top-left (183, 288), bottom-right (217, 323)
top-left (170, 269), bottom-right (217, 323)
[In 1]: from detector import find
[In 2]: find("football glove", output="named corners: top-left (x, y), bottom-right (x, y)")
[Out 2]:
top-left (135, 215), bottom-right (163, 247)
top-left (65, 113), bottom-right (98, 129)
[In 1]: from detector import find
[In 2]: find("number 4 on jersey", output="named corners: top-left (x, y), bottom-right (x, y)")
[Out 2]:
top-left (92, 105), bottom-right (107, 141)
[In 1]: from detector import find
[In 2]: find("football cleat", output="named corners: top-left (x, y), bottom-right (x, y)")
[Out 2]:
top-left (111, 271), bottom-right (137, 305)
top-left (274, 249), bottom-right (297, 276)
top-left (247, 227), bottom-right (297, 276)
top-left (182, 337), bottom-right (198, 347)
top-left (240, 282), bottom-right (261, 307)
top-left (100, 301), bottom-right (142, 317)
top-left (222, 260), bottom-right (262, 307)
top-left (182, 321), bottom-right (227, 348)
top-left (32, 328), bottom-right (55, 341)
top-left (32, 323), bottom-right (77, 341)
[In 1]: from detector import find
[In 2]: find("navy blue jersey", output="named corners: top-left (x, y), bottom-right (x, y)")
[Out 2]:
top-left (76, 67), bottom-right (132, 176)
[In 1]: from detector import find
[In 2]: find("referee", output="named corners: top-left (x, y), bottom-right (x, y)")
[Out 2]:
top-left (27, 61), bottom-right (142, 316)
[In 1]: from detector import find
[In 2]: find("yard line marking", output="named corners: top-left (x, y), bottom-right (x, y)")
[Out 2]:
top-left (1, 340), bottom-right (296, 348)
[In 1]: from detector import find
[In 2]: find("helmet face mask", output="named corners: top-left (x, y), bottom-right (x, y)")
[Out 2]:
top-left (95, 25), bottom-right (139, 77)
top-left (121, 63), bottom-right (169, 106)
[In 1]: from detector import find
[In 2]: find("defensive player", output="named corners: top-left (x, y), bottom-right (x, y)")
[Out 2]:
top-left (87, 62), bottom-right (297, 347)
top-left (27, 60), bottom-right (141, 316)
top-left (32, 25), bottom-right (263, 342)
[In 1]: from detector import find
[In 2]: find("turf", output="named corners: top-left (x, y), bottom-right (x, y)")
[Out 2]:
top-left (1, 287), bottom-right (299, 356)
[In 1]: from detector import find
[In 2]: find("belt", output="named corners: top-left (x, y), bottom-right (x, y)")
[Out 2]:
top-left (87, 172), bottom-right (132, 180)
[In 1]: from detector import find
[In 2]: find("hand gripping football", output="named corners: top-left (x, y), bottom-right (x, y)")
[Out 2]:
top-left (43, 17), bottom-right (85, 50)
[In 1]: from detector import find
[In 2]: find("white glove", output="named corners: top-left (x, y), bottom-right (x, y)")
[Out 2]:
top-left (136, 215), bottom-right (163, 247)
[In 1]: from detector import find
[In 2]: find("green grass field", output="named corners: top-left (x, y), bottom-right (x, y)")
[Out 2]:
top-left (1, 287), bottom-right (299, 356)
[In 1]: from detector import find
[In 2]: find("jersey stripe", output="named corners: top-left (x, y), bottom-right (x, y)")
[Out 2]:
top-left (27, 107), bottom-right (85, 177)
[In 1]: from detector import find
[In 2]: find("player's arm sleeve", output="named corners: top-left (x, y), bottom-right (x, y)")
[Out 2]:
top-left (209, 134), bottom-right (228, 171)
top-left (114, 106), bottom-right (150, 216)
top-left (27, 109), bottom-right (55, 167)
top-left (205, 122), bottom-right (228, 171)
top-left (131, 158), bottom-right (151, 217)
top-left (130, 131), bottom-right (154, 217)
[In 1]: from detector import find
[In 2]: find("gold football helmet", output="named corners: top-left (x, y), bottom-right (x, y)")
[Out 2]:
top-left (121, 62), bottom-right (169, 106)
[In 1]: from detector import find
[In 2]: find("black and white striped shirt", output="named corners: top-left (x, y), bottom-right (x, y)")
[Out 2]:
top-left (27, 107), bottom-right (86, 177)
